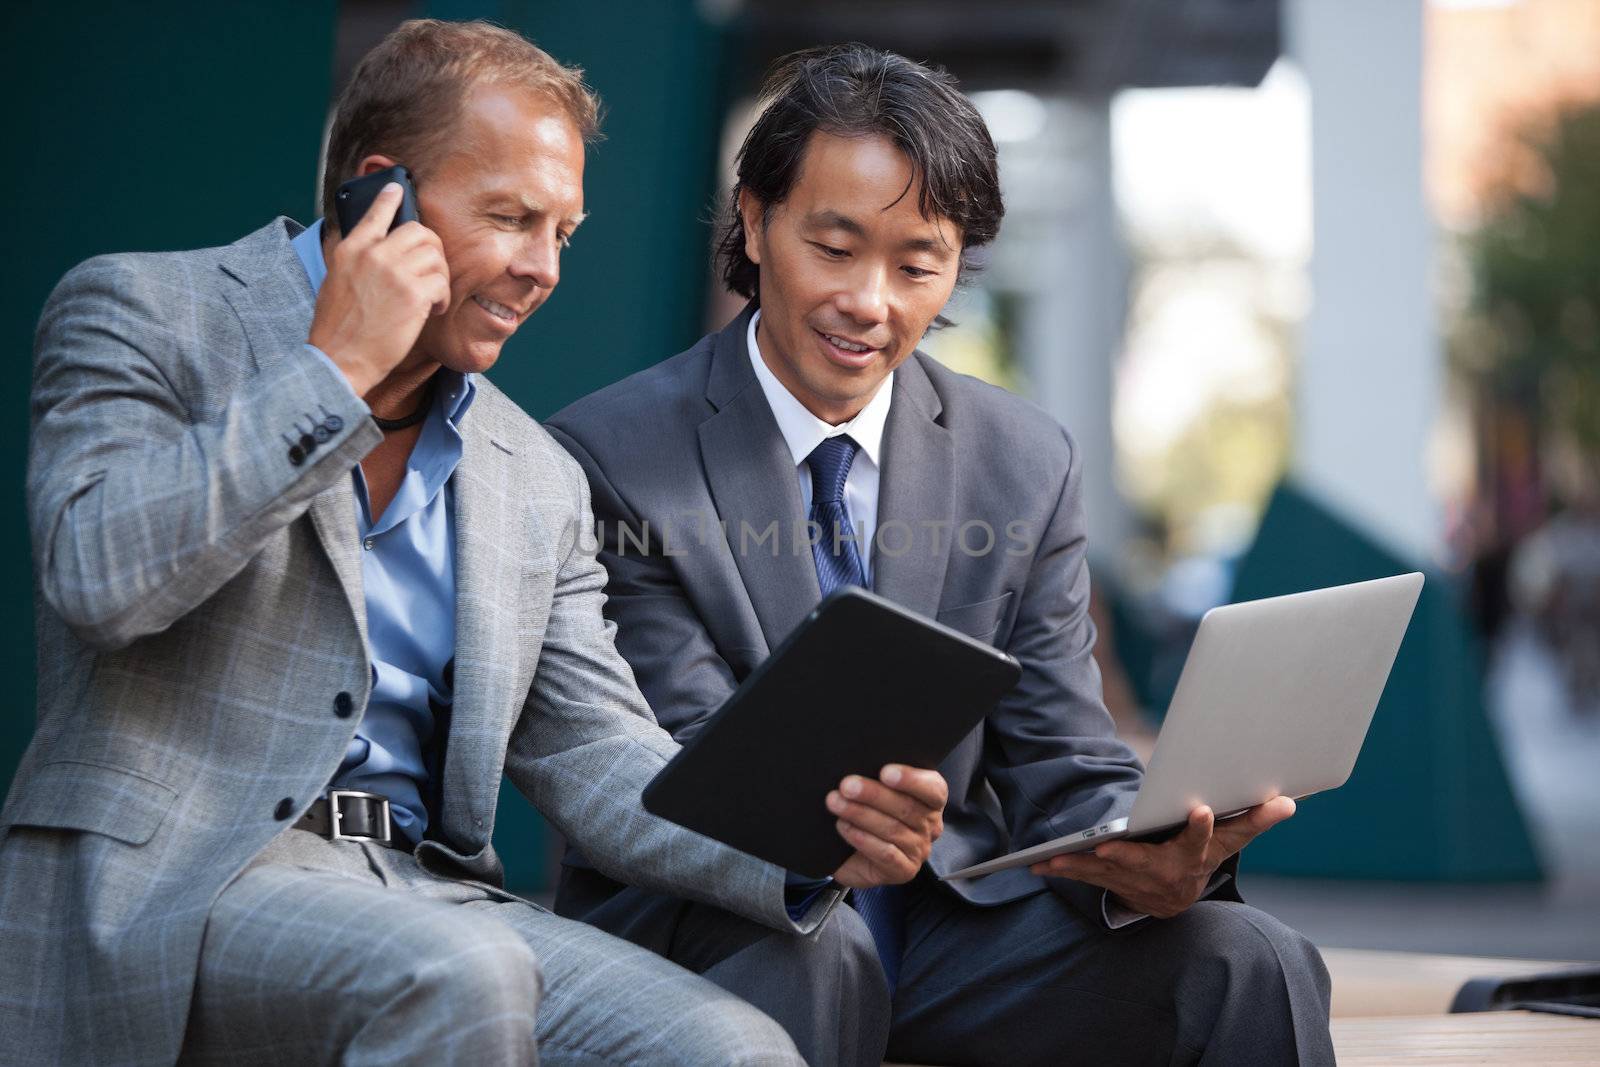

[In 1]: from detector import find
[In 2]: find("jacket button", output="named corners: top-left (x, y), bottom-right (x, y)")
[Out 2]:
top-left (288, 445), bottom-right (305, 466)
top-left (273, 798), bottom-right (294, 820)
top-left (324, 415), bottom-right (344, 433)
top-left (334, 691), bottom-right (354, 718)
top-left (299, 432), bottom-right (317, 453)
top-left (313, 424), bottom-right (332, 444)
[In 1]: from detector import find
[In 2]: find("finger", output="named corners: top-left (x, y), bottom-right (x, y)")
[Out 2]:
top-left (1173, 805), bottom-right (1214, 860)
top-left (837, 775), bottom-right (939, 834)
top-left (347, 181), bottom-right (404, 244)
top-left (836, 813), bottom-right (926, 871)
top-left (830, 854), bottom-right (868, 888)
top-left (879, 765), bottom-right (949, 811)
top-left (830, 854), bottom-right (882, 890)
top-left (395, 241), bottom-right (445, 271)
top-left (1029, 856), bottom-right (1144, 900)
top-left (1213, 796), bottom-right (1296, 853)
top-left (826, 796), bottom-right (931, 861)
top-left (1258, 794), bottom-right (1296, 826)
top-left (835, 819), bottom-right (917, 882)
top-left (394, 249), bottom-right (451, 313)
top-left (1030, 850), bottom-right (1115, 881)
top-left (384, 220), bottom-right (444, 256)
top-left (1089, 839), bottom-right (1158, 870)
top-left (426, 274), bottom-right (451, 317)
top-left (397, 245), bottom-right (450, 285)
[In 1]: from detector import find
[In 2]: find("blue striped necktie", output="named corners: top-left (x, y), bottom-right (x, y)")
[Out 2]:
top-left (806, 434), bottom-right (907, 992)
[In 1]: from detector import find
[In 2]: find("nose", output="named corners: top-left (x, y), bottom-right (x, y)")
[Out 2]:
top-left (509, 230), bottom-right (561, 291)
top-left (835, 261), bottom-right (889, 328)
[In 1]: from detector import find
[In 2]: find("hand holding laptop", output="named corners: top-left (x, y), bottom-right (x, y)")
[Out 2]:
top-left (1030, 796), bottom-right (1297, 919)
top-left (943, 574), bottom-right (1424, 887)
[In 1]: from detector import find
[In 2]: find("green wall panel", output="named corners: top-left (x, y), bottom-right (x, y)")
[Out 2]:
top-left (2, 0), bottom-right (731, 894)
top-left (0, 0), bottom-right (339, 793)
top-left (1229, 482), bottom-right (1542, 881)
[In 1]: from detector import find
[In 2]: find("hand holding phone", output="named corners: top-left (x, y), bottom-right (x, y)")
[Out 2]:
top-left (334, 165), bottom-right (421, 235)
top-left (308, 167), bottom-right (450, 397)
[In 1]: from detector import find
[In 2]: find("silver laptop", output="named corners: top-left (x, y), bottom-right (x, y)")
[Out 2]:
top-left (943, 572), bottom-right (1424, 882)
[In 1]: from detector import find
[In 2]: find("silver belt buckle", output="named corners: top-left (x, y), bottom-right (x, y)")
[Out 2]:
top-left (327, 789), bottom-right (392, 845)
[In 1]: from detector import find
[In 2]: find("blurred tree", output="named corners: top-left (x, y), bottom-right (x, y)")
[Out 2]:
top-left (1457, 103), bottom-right (1600, 507)
top-left (1455, 102), bottom-right (1600, 703)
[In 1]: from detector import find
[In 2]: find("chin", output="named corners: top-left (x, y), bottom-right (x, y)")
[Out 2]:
top-left (810, 361), bottom-right (879, 393)
top-left (450, 342), bottom-right (507, 375)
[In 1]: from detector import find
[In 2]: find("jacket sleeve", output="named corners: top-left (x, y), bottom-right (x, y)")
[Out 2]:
top-left (981, 428), bottom-right (1240, 926)
top-left (545, 424), bottom-right (739, 747)
top-left (502, 446), bottom-right (841, 935)
top-left (27, 254), bottom-right (379, 650)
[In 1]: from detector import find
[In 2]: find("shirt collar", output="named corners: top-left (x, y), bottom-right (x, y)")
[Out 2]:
top-left (292, 218), bottom-right (477, 427)
top-left (290, 217), bottom-right (330, 296)
top-left (746, 309), bottom-right (892, 470)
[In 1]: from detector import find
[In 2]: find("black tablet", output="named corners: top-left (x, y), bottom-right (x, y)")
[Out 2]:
top-left (641, 586), bottom-right (1022, 878)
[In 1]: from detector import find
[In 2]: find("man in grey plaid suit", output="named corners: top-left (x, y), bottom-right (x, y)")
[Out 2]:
top-left (0, 20), bottom-right (947, 1066)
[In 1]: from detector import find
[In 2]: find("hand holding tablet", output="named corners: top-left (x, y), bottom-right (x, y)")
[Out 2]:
top-left (642, 587), bottom-right (1021, 879)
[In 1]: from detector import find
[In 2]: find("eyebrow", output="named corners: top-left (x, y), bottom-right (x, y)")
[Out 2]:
top-left (805, 209), bottom-right (867, 238)
top-left (488, 192), bottom-right (588, 230)
top-left (803, 209), bottom-right (952, 256)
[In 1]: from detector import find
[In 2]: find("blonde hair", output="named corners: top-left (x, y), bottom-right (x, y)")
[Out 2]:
top-left (320, 19), bottom-right (602, 229)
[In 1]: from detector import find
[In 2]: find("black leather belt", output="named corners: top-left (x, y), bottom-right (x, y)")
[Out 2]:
top-left (294, 789), bottom-right (408, 851)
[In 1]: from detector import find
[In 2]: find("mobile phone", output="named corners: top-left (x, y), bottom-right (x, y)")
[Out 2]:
top-left (334, 164), bottom-right (420, 234)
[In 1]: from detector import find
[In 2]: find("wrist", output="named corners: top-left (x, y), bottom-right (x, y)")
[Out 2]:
top-left (310, 342), bottom-right (382, 398)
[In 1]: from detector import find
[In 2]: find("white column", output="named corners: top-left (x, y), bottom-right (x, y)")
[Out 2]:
top-left (997, 96), bottom-right (1132, 556)
top-left (1289, 0), bottom-right (1442, 560)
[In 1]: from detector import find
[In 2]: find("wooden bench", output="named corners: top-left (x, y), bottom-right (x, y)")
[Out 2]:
top-left (886, 948), bottom-right (1598, 1065)
top-left (1331, 1012), bottom-right (1600, 1064)
top-left (1321, 947), bottom-right (1587, 1017)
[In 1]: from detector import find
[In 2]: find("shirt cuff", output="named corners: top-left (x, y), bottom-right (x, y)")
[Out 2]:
top-left (784, 871), bottom-right (835, 922)
top-left (1102, 870), bottom-right (1234, 929)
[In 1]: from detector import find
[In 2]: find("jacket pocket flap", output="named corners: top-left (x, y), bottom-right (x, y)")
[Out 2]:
top-left (936, 591), bottom-right (1015, 640)
top-left (2, 760), bottom-right (178, 845)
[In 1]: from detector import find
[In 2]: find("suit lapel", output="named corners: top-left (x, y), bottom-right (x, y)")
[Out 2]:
top-left (217, 218), bottom-right (368, 641)
top-left (308, 482), bottom-right (368, 647)
top-left (872, 355), bottom-right (955, 620)
top-left (442, 410), bottom-right (524, 838)
top-left (698, 310), bottom-right (820, 652)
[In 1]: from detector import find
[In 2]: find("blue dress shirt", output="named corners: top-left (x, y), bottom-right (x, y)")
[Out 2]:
top-left (292, 219), bottom-right (475, 844)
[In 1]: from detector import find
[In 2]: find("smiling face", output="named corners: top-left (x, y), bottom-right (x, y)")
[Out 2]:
top-left (357, 82), bottom-right (587, 377)
top-left (741, 131), bottom-right (962, 425)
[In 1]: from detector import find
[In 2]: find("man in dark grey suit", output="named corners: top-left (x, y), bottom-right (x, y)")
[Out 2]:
top-left (0, 22), bottom-right (944, 1066)
top-left (549, 44), bottom-right (1335, 1065)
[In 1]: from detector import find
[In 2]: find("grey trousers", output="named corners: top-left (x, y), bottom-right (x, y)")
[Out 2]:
top-left (558, 868), bottom-right (1334, 1066)
top-left (177, 829), bottom-right (805, 1066)
top-left (889, 873), bottom-right (1334, 1065)
top-left (557, 865), bottom-right (891, 1067)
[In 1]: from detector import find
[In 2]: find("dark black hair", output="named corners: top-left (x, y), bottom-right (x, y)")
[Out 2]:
top-left (715, 43), bottom-right (1004, 301)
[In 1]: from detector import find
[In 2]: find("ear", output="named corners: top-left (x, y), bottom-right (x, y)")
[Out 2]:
top-left (738, 187), bottom-right (764, 267)
top-left (356, 154), bottom-right (400, 177)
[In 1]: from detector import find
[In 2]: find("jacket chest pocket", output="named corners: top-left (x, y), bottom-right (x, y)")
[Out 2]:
top-left (935, 591), bottom-right (1014, 643)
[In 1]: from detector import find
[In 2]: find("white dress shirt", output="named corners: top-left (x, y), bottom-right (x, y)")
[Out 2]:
top-left (747, 310), bottom-right (893, 581)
